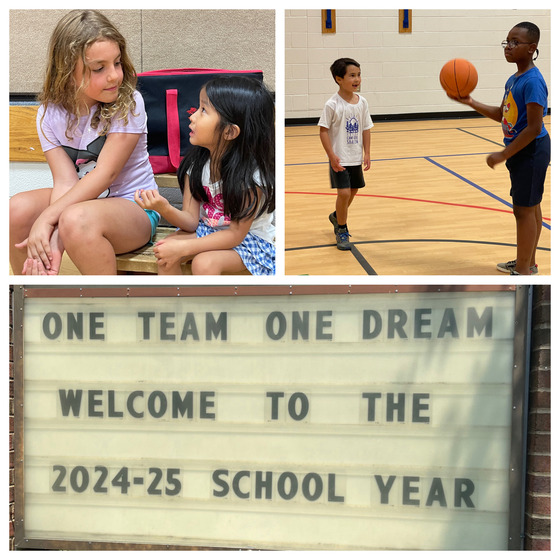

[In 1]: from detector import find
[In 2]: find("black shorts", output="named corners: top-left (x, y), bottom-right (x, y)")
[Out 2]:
top-left (329, 164), bottom-right (365, 189)
top-left (506, 134), bottom-right (550, 207)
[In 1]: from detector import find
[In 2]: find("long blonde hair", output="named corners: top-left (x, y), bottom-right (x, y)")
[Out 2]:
top-left (39, 10), bottom-right (137, 138)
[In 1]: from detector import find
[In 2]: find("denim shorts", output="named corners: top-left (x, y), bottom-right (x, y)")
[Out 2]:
top-left (506, 134), bottom-right (550, 207)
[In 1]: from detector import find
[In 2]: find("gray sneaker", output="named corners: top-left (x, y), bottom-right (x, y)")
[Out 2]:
top-left (497, 259), bottom-right (538, 275)
top-left (329, 212), bottom-right (338, 232)
top-left (335, 228), bottom-right (352, 251)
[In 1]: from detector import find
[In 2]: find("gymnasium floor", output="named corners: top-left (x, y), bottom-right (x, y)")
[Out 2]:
top-left (284, 116), bottom-right (551, 276)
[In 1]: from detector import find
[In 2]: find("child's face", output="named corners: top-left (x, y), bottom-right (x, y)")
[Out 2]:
top-left (189, 88), bottom-right (222, 152)
top-left (336, 64), bottom-right (361, 95)
top-left (74, 39), bottom-right (123, 109)
top-left (503, 27), bottom-right (536, 64)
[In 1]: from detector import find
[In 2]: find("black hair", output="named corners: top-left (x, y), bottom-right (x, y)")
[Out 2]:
top-left (177, 76), bottom-right (275, 222)
top-left (514, 21), bottom-right (540, 44)
top-left (330, 58), bottom-right (360, 83)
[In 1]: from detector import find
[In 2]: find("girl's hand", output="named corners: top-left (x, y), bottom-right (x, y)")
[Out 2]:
top-left (153, 236), bottom-right (190, 269)
top-left (16, 219), bottom-right (56, 271)
top-left (135, 189), bottom-right (171, 214)
top-left (20, 228), bottom-right (64, 275)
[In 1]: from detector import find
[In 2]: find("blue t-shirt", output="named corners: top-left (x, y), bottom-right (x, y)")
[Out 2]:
top-left (501, 66), bottom-right (548, 145)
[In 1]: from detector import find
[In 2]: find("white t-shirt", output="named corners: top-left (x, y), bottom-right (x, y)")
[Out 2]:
top-left (37, 90), bottom-right (158, 201)
top-left (197, 161), bottom-right (275, 244)
top-left (318, 92), bottom-right (374, 166)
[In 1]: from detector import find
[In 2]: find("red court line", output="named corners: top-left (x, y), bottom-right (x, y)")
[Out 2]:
top-left (285, 190), bottom-right (552, 222)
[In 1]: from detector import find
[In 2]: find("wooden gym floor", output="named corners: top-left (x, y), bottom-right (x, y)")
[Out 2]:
top-left (285, 116), bottom-right (551, 276)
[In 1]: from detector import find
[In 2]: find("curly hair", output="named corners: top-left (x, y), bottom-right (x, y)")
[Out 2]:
top-left (38, 10), bottom-right (137, 139)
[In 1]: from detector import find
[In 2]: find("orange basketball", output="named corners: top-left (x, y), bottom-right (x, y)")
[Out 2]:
top-left (439, 58), bottom-right (478, 98)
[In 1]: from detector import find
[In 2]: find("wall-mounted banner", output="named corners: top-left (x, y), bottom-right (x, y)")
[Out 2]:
top-left (13, 286), bottom-right (528, 550)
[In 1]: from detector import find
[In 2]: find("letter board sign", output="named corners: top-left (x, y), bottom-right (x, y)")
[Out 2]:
top-left (12, 285), bottom-right (530, 550)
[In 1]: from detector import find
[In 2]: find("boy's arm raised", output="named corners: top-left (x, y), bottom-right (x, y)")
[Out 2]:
top-left (450, 94), bottom-right (503, 123)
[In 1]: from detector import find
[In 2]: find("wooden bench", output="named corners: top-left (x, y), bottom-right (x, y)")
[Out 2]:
top-left (10, 104), bottom-right (250, 275)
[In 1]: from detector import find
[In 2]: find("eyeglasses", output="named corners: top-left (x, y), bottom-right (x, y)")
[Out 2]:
top-left (501, 40), bottom-right (532, 48)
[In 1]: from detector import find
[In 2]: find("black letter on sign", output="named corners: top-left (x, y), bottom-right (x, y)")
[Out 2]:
top-left (455, 478), bottom-right (475, 508)
top-left (363, 310), bottom-right (382, 339)
top-left (138, 312), bottom-right (155, 340)
top-left (59, 389), bottom-right (83, 417)
top-left (374, 475), bottom-right (396, 504)
top-left (212, 469), bottom-right (229, 497)
top-left (288, 393), bottom-right (309, 421)
top-left (266, 312), bottom-right (286, 340)
top-left (43, 313), bottom-right (62, 339)
top-left (278, 472), bottom-right (298, 500)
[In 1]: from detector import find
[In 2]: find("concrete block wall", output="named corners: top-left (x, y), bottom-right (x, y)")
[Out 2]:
top-left (9, 9), bottom-right (275, 94)
top-left (285, 9), bottom-right (551, 120)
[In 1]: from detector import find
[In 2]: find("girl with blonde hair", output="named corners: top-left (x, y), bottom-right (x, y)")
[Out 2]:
top-left (10, 10), bottom-right (159, 275)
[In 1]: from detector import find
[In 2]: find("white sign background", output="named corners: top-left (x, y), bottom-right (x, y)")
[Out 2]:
top-left (22, 291), bottom-right (516, 550)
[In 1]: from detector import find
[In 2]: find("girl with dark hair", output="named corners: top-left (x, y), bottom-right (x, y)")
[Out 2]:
top-left (136, 76), bottom-right (275, 275)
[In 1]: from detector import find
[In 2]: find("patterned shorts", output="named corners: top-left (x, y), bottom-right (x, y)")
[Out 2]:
top-left (196, 222), bottom-right (276, 275)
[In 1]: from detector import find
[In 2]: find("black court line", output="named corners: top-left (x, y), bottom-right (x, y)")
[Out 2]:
top-left (283, 241), bottom-right (377, 275)
top-left (286, 238), bottom-right (550, 274)
top-left (287, 238), bottom-right (551, 252)
top-left (350, 244), bottom-right (377, 275)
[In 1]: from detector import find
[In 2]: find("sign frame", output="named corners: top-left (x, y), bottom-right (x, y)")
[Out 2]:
top-left (12, 284), bottom-right (531, 551)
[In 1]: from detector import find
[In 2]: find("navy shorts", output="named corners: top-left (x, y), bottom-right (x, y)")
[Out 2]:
top-left (506, 134), bottom-right (550, 207)
top-left (329, 164), bottom-right (365, 189)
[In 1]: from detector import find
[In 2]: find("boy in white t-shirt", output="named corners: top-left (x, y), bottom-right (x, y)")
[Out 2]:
top-left (319, 58), bottom-right (373, 250)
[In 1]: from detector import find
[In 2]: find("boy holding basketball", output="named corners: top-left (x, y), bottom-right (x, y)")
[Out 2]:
top-left (451, 22), bottom-right (550, 275)
top-left (319, 58), bottom-right (373, 250)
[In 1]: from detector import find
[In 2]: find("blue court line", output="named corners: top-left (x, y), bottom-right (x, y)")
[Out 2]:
top-left (286, 152), bottom-right (492, 166)
top-left (286, 123), bottom-right (499, 139)
top-left (424, 156), bottom-right (512, 208)
top-left (425, 156), bottom-right (551, 231)
top-left (287, 154), bottom-right (551, 232)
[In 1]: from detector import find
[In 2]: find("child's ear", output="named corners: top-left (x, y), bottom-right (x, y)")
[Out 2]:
top-left (224, 124), bottom-right (240, 141)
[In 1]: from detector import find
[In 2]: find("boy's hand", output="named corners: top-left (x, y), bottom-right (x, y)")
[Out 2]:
top-left (486, 151), bottom-right (507, 169)
top-left (329, 156), bottom-right (345, 173)
top-left (134, 189), bottom-right (171, 214)
top-left (447, 93), bottom-right (472, 106)
top-left (363, 156), bottom-right (371, 171)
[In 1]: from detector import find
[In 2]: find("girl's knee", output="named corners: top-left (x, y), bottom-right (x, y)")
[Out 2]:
top-left (58, 204), bottom-right (95, 245)
top-left (191, 253), bottom-right (220, 275)
top-left (9, 193), bottom-right (37, 229)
